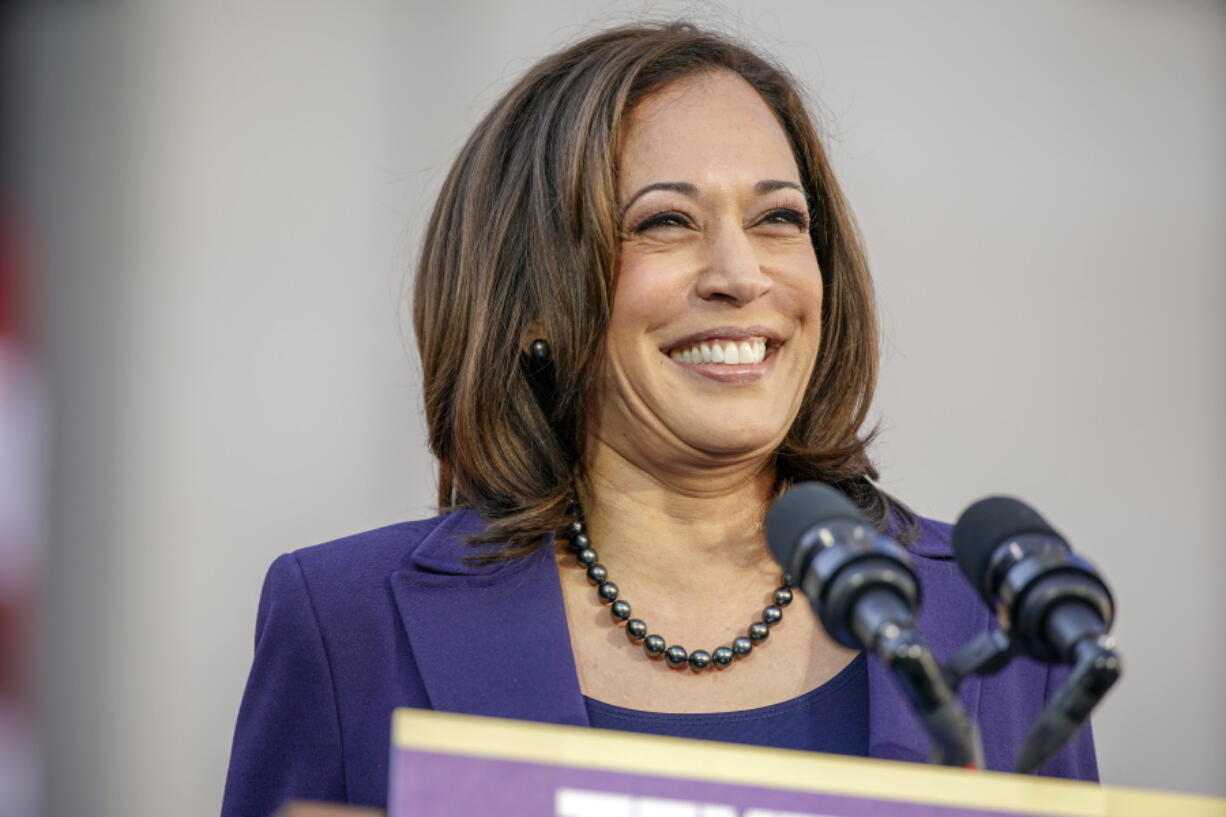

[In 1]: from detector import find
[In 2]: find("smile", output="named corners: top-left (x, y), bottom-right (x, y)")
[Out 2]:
top-left (669, 338), bottom-right (767, 365)
top-left (661, 329), bottom-right (782, 384)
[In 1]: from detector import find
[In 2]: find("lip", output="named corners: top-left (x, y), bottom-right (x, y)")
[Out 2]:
top-left (670, 355), bottom-right (777, 384)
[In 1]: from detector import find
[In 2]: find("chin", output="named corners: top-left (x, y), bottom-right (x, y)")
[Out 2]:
top-left (674, 420), bottom-right (785, 459)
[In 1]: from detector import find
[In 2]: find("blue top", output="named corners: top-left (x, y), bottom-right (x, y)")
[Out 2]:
top-left (221, 511), bottom-right (1097, 816)
top-left (584, 652), bottom-right (869, 755)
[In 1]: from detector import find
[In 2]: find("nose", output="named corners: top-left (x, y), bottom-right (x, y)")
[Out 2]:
top-left (694, 223), bottom-right (772, 305)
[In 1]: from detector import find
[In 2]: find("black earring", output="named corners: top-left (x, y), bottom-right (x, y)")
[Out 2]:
top-left (521, 338), bottom-right (557, 410)
top-left (528, 338), bottom-right (551, 363)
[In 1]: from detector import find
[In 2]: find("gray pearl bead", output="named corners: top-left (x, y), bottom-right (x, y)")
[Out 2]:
top-left (665, 646), bottom-right (688, 667)
top-left (712, 646), bottom-right (734, 666)
top-left (626, 619), bottom-right (648, 640)
top-left (784, 573), bottom-right (794, 587)
top-left (569, 532), bottom-right (590, 552)
top-left (643, 634), bottom-right (666, 656)
top-left (577, 547), bottom-right (598, 566)
top-left (748, 622), bottom-right (770, 642)
top-left (688, 650), bottom-right (712, 671)
top-left (597, 581), bottom-right (619, 602)
top-left (732, 637), bottom-right (753, 657)
top-left (763, 605), bottom-right (783, 626)
top-left (774, 587), bottom-right (793, 607)
top-left (611, 600), bottom-right (631, 621)
top-left (585, 563), bottom-right (607, 584)
top-left (566, 520), bottom-right (584, 537)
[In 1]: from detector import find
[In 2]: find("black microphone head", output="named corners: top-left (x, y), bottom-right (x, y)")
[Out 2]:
top-left (952, 496), bottom-right (1065, 602)
top-left (765, 482), bottom-right (866, 575)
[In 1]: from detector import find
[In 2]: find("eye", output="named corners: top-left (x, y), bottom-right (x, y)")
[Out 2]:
top-left (760, 208), bottom-right (810, 230)
top-left (632, 210), bottom-right (694, 233)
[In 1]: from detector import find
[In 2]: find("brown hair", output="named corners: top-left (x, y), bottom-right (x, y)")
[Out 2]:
top-left (413, 21), bottom-right (915, 559)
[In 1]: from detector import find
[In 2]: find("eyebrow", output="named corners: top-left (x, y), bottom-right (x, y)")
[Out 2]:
top-left (620, 179), bottom-right (805, 216)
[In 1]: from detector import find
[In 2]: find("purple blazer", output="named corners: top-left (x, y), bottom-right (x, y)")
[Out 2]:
top-left (221, 510), bottom-right (1097, 816)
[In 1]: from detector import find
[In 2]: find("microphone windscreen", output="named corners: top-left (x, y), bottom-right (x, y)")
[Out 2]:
top-left (765, 482), bottom-right (866, 573)
top-left (952, 496), bottom-right (1063, 601)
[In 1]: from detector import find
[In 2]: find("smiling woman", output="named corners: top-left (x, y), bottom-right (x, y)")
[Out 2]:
top-left (222, 21), bottom-right (1097, 815)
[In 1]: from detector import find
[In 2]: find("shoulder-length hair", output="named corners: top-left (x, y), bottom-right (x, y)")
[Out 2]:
top-left (413, 21), bottom-right (915, 560)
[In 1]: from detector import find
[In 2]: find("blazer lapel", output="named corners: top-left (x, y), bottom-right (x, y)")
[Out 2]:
top-left (390, 511), bottom-right (589, 727)
top-left (867, 552), bottom-right (987, 762)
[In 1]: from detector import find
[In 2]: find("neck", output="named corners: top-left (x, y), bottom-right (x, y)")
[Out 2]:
top-left (578, 437), bottom-right (779, 585)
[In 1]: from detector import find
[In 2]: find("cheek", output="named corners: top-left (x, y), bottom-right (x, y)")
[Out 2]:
top-left (805, 278), bottom-right (823, 325)
top-left (805, 287), bottom-right (824, 352)
top-left (770, 251), bottom-right (823, 319)
top-left (609, 254), bottom-right (690, 342)
top-left (790, 256), bottom-right (824, 320)
top-left (783, 266), bottom-right (824, 360)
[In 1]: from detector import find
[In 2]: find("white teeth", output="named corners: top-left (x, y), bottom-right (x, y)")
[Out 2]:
top-left (668, 337), bottom-right (771, 365)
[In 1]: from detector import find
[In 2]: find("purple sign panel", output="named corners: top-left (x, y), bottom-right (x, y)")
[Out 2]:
top-left (390, 748), bottom-right (1038, 817)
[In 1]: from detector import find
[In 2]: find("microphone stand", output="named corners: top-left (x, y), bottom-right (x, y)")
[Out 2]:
top-left (1016, 634), bottom-right (1121, 773)
top-left (943, 628), bottom-right (1120, 773)
top-left (852, 588), bottom-right (984, 768)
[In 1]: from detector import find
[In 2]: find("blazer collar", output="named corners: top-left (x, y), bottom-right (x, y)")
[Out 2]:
top-left (401, 509), bottom-right (507, 575)
top-left (390, 511), bottom-right (589, 726)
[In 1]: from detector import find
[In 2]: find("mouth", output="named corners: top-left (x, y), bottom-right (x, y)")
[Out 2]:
top-left (661, 327), bottom-right (783, 383)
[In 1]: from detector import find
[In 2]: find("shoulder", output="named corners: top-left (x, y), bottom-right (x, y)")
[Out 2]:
top-left (295, 512), bottom-right (456, 566)
top-left (290, 509), bottom-right (484, 578)
top-left (890, 510), bottom-right (955, 561)
top-left (894, 512), bottom-right (983, 654)
top-left (257, 511), bottom-right (489, 618)
top-left (227, 514), bottom-right (488, 812)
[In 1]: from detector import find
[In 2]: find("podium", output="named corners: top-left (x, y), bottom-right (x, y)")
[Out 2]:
top-left (382, 708), bottom-right (1224, 817)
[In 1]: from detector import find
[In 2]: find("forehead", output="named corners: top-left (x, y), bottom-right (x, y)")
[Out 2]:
top-left (618, 70), bottom-right (801, 194)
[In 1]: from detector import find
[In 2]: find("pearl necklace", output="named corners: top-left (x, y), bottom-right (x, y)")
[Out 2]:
top-left (562, 518), bottom-right (793, 672)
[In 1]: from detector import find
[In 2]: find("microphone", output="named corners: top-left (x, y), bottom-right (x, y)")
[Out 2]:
top-left (766, 482), bottom-right (983, 767)
top-left (951, 497), bottom-right (1121, 772)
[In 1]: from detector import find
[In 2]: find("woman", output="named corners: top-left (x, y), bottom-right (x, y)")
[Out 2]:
top-left (222, 22), bottom-right (1096, 815)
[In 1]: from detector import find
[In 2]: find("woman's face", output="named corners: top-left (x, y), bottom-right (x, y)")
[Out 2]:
top-left (593, 70), bottom-right (823, 473)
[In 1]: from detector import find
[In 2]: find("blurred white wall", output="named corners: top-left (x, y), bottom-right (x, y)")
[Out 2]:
top-left (22, 1), bottom-right (1225, 816)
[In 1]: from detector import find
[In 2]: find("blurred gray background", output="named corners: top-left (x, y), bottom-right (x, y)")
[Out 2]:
top-left (12, 1), bottom-right (1224, 815)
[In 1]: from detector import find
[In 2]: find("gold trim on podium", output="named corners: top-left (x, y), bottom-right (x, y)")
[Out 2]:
top-left (393, 708), bottom-right (1224, 817)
